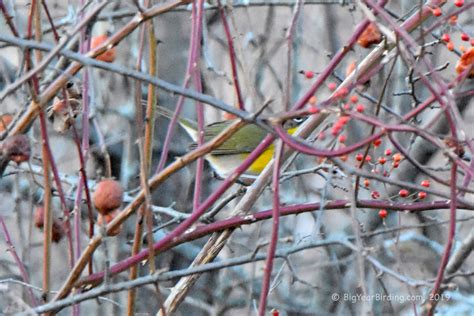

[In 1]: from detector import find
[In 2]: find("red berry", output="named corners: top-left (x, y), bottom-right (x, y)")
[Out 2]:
top-left (392, 153), bottom-right (402, 162)
top-left (378, 157), bottom-right (387, 165)
top-left (331, 125), bottom-right (342, 136)
top-left (393, 161), bottom-right (400, 168)
top-left (461, 33), bottom-right (470, 42)
top-left (373, 139), bottom-right (382, 147)
top-left (318, 131), bottom-right (326, 140)
top-left (308, 95), bottom-right (317, 106)
top-left (449, 15), bottom-right (458, 25)
top-left (356, 153), bottom-right (364, 161)
top-left (363, 179), bottom-right (370, 187)
top-left (454, 0), bottom-right (464, 7)
top-left (432, 7), bottom-right (442, 17)
top-left (371, 191), bottom-right (380, 199)
top-left (338, 134), bottom-right (347, 143)
top-left (308, 105), bottom-right (319, 114)
top-left (384, 148), bottom-right (392, 156)
top-left (327, 82), bottom-right (337, 91)
top-left (350, 95), bottom-right (359, 103)
top-left (418, 191), bottom-right (427, 199)
top-left (420, 180), bottom-right (430, 188)
top-left (334, 87), bottom-right (349, 99)
top-left (338, 116), bottom-right (350, 125)
top-left (356, 104), bottom-right (365, 112)
top-left (378, 209), bottom-right (388, 218)
top-left (305, 70), bottom-right (314, 79)
top-left (334, 121), bottom-right (344, 129)
top-left (441, 33), bottom-right (450, 42)
top-left (470, 39), bottom-right (474, 46)
top-left (447, 41), bottom-right (454, 51)
top-left (398, 189), bottom-right (409, 198)
top-left (365, 155), bottom-right (372, 162)
top-left (343, 103), bottom-right (351, 111)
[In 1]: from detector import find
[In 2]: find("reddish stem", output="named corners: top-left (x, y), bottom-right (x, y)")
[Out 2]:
top-left (291, 0), bottom-right (389, 111)
top-left (218, 0), bottom-right (245, 110)
top-left (74, 16), bottom-right (92, 261)
top-left (0, 0), bottom-right (20, 36)
top-left (71, 126), bottom-right (94, 271)
top-left (427, 164), bottom-right (457, 315)
top-left (155, 3), bottom-right (202, 174)
top-left (80, 136), bottom-right (274, 285)
top-left (76, 197), bottom-right (469, 287)
top-left (25, 0), bottom-right (76, 272)
top-left (258, 142), bottom-right (284, 315)
top-left (0, 216), bottom-right (38, 306)
top-left (191, 0), bottom-right (206, 212)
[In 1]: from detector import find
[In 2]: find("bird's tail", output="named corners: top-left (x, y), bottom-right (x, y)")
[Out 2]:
top-left (155, 105), bottom-right (198, 141)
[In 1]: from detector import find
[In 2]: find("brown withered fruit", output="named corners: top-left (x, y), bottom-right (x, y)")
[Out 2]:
top-left (97, 209), bottom-right (122, 236)
top-left (0, 134), bottom-right (31, 164)
top-left (357, 23), bottom-right (383, 48)
top-left (456, 47), bottom-right (474, 78)
top-left (34, 206), bottom-right (65, 243)
top-left (93, 179), bottom-right (124, 215)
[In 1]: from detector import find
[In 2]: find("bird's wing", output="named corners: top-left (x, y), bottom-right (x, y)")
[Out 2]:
top-left (189, 123), bottom-right (268, 155)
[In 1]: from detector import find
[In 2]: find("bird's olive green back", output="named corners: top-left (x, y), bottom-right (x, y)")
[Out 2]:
top-left (156, 105), bottom-right (305, 156)
top-left (190, 121), bottom-right (268, 155)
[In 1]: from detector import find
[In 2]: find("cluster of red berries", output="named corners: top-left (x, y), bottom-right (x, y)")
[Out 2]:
top-left (432, 0), bottom-right (464, 18)
top-left (332, 115), bottom-right (351, 137)
top-left (432, 0), bottom-right (474, 59)
top-left (441, 31), bottom-right (472, 52)
top-left (378, 180), bottom-right (431, 219)
top-left (355, 147), bottom-right (401, 167)
top-left (397, 180), bottom-right (430, 200)
top-left (341, 94), bottom-right (360, 111)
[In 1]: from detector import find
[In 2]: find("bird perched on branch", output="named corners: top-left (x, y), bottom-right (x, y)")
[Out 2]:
top-left (156, 106), bottom-right (305, 180)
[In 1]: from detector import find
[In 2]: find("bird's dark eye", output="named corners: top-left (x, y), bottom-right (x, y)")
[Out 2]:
top-left (293, 117), bottom-right (304, 123)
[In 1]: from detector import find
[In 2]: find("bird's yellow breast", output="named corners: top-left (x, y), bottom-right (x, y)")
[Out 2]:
top-left (244, 146), bottom-right (275, 174)
top-left (206, 126), bottom-right (299, 177)
top-left (241, 126), bottom-right (299, 174)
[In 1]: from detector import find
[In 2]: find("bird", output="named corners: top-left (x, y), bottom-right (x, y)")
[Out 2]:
top-left (156, 106), bottom-right (305, 180)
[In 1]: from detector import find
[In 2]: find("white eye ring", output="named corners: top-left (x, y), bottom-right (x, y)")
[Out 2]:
top-left (293, 117), bottom-right (304, 123)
